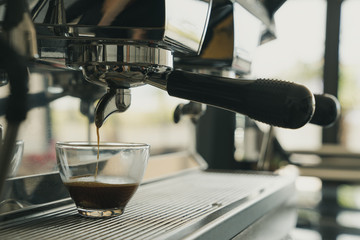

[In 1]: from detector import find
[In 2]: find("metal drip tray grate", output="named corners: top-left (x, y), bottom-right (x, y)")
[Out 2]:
top-left (0, 171), bottom-right (294, 240)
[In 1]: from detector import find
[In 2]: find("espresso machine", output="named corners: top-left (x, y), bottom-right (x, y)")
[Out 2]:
top-left (0, 0), bottom-right (340, 239)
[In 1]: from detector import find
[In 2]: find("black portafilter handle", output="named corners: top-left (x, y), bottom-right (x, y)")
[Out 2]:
top-left (310, 94), bottom-right (341, 127)
top-left (166, 70), bottom-right (315, 129)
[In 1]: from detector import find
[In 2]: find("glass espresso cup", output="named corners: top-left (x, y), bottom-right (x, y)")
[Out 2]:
top-left (56, 142), bottom-right (149, 218)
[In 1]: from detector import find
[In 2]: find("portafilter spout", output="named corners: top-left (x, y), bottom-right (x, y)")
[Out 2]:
top-left (94, 88), bottom-right (131, 128)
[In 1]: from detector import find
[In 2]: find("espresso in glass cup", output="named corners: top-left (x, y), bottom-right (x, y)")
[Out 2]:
top-left (56, 142), bottom-right (149, 218)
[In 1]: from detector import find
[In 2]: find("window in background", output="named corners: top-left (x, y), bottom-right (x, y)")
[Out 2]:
top-left (338, 0), bottom-right (360, 152)
top-left (251, 0), bottom-right (327, 151)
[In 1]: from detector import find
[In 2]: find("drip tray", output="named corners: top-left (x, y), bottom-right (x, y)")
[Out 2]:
top-left (0, 170), bottom-right (294, 240)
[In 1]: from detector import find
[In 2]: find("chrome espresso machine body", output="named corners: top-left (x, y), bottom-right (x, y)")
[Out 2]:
top-left (0, 0), bottom-right (340, 239)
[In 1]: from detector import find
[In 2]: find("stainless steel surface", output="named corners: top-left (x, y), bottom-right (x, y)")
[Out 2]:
top-left (232, 202), bottom-right (297, 240)
top-left (0, 0), bottom-right (212, 102)
top-left (78, 45), bottom-right (173, 88)
top-left (0, 171), bottom-right (295, 240)
top-left (2, 0), bottom-right (212, 62)
top-left (3, 0), bottom-right (211, 126)
top-left (176, 1), bottom-right (272, 75)
top-left (0, 171), bottom-right (71, 215)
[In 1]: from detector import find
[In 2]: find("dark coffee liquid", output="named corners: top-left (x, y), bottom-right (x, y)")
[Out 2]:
top-left (65, 178), bottom-right (139, 209)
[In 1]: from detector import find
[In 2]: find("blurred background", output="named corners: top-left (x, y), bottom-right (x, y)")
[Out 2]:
top-left (253, 1), bottom-right (360, 239)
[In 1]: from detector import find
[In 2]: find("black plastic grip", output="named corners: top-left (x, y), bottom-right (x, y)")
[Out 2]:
top-left (166, 70), bottom-right (315, 129)
top-left (310, 94), bottom-right (340, 127)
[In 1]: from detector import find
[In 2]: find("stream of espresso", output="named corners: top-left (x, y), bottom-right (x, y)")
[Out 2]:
top-left (95, 127), bottom-right (100, 178)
